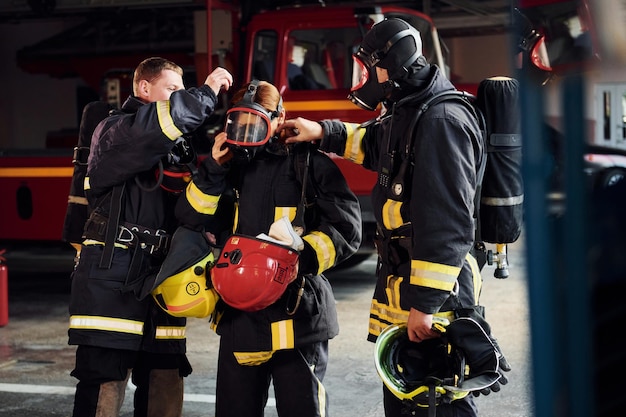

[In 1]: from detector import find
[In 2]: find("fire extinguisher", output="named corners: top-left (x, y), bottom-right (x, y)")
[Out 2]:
top-left (0, 249), bottom-right (8, 327)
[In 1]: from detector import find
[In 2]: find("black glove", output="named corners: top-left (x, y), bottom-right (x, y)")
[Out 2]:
top-left (473, 337), bottom-right (510, 396)
top-left (445, 316), bottom-right (505, 396)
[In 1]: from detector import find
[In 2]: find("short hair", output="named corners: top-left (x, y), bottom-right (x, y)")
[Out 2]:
top-left (133, 57), bottom-right (183, 96)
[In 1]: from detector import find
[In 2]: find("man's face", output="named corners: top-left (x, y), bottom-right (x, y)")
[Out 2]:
top-left (144, 69), bottom-right (185, 102)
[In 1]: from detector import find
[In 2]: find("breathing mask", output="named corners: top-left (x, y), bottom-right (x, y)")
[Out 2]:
top-left (224, 80), bottom-right (283, 162)
top-left (348, 18), bottom-right (423, 111)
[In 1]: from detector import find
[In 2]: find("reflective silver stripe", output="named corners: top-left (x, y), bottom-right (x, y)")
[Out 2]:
top-left (69, 315), bottom-right (143, 335)
top-left (303, 231), bottom-right (336, 274)
top-left (155, 326), bottom-right (186, 340)
top-left (481, 194), bottom-right (524, 207)
top-left (156, 100), bottom-right (184, 140)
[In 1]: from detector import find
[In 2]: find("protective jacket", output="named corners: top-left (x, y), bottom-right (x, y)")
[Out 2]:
top-left (69, 85), bottom-right (225, 353)
top-left (212, 143), bottom-right (362, 365)
top-left (317, 65), bottom-right (485, 342)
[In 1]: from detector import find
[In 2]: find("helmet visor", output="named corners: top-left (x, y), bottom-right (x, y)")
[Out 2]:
top-left (224, 107), bottom-right (272, 146)
top-left (351, 55), bottom-right (370, 92)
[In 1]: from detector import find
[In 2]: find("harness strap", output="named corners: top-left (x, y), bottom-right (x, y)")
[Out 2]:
top-left (99, 184), bottom-right (125, 269)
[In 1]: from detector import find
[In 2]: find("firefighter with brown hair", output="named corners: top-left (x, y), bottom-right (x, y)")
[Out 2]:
top-left (68, 56), bottom-right (233, 417)
top-left (278, 18), bottom-right (510, 417)
top-left (206, 79), bottom-right (362, 417)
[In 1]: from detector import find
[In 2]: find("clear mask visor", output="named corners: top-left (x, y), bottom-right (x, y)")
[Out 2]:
top-left (351, 56), bottom-right (370, 92)
top-left (224, 107), bottom-right (272, 146)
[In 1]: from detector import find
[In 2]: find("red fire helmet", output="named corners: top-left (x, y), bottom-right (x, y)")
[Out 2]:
top-left (211, 234), bottom-right (299, 312)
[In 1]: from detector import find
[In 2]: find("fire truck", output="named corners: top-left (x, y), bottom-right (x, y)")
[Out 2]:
top-left (0, 1), bottom-right (451, 262)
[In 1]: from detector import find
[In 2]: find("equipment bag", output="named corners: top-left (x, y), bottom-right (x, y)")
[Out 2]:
top-left (62, 101), bottom-right (113, 246)
top-left (400, 76), bottom-right (523, 246)
top-left (475, 77), bottom-right (523, 244)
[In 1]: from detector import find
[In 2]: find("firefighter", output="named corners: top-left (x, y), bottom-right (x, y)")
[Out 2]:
top-left (68, 57), bottom-right (233, 417)
top-left (278, 18), bottom-right (510, 417)
top-left (206, 80), bottom-right (362, 417)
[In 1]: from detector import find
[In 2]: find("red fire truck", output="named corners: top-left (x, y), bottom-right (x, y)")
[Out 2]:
top-left (0, 1), bottom-right (450, 262)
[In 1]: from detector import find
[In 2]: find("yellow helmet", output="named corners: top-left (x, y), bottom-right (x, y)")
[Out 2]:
top-left (374, 324), bottom-right (469, 407)
top-left (152, 251), bottom-right (218, 318)
top-left (146, 226), bottom-right (219, 318)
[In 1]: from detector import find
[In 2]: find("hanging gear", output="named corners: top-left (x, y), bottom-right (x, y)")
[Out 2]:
top-left (514, 7), bottom-right (553, 85)
top-left (62, 101), bottom-right (114, 248)
top-left (157, 135), bottom-right (196, 194)
top-left (349, 18), bottom-right (423, 110)
top-left (145, 226), bottom-right (219, 318)
top-left (211, 234), bottom-right (299, 312)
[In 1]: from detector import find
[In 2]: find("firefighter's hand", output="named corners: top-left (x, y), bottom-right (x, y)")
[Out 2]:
top-left (212, 132), bottom-right (232, 166)
top-left (204, 67), bottom-right (233, 95)
top-left (278, 118), bottom-right (323, 144)
top-left (406, 308), bottom-right (439, 342)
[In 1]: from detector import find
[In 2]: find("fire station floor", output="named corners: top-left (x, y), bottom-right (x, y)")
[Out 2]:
top-left (0, 238), bottom-right (531, 417)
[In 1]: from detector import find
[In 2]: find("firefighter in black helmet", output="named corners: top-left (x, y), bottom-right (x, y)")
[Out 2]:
top-left (278, 18), bottom-right (510, 417)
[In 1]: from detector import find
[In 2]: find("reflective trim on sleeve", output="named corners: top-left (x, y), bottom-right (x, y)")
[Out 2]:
top-left (69, 315), bottom-right (144, 335)
top-left (274, 207), bottom-right (297, 223)
top-left (156, 100), bottom-right (184, 140)
top-left (466, 253), bottom-right (483, 304)
top-left (68, 195), bottom-right (88, 205)
top-left (343, 123), bottom-right (366, 164)
top-left (83, 176), bottom-right (90, 191)
top-left (481, 194), bottom-right (524, 207)
top-left (381, 200), bottom-right (404, 230)
top-left (409, 259), bottom-right (461, 292)
top-left (155, 326), bottom-right (186, 340)
top-left (186, 182), bottom-right (220, 214)
top-left (271, 319), bottom-right (295, 350)
top-left (303, 231), bottom-right (336, 274)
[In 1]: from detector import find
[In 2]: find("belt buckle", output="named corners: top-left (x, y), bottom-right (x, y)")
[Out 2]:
top-left (117, 225), bottom-right (135, 244)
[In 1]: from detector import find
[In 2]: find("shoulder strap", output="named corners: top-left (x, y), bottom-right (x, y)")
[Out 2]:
top-left (292, 145), bottom-right (315, 235)
top-left (398, 91), bottom-right (488, 241)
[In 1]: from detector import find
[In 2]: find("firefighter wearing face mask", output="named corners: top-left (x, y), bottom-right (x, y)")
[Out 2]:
top-left (206, 79), bottom-right (362, 417)
top-left (278, 18), bottom-right (510, 417)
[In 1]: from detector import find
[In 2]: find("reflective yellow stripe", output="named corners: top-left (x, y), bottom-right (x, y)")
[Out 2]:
top-left (318, 378), bottom-right (327, 417)
top-left (69, 315), bottom-right (143, 335)
top-left (271, 319), bottom-right (295, 350)
top-left (342, 123), bottom-right (365, 164)
top-left (84, 176), bottom-right (90, 191)
top-left (274, 207), bottom-right (297, 222)
top-left (385, 275), bottom-right (403, 310)
top-left (186, 182), bottom-right (220, 214)
top-left (82, 239), bottom-right (128, 249)
top-left (155, 326), bottom-right (186, 340)
top-left (234, 351), bottom-right (275, 366)
top-left (156, 100), bottom-right (184, 140)
top-left (0, 167), bottom-right (73, 178)
top-left (410, 259), bottom-right (460, 292)
top-left (68, 195), bottom-right (88, 205)
top-left (382, 200), bottom-right (404, 230)
top-left (233, 202), bottom-right (239, 233)
top-left (466, 253), bottom-right (482, 304)
top-left (302, 231), bottom-right (336, 274)
top-left (283, 99), bottom-right (356, 111)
